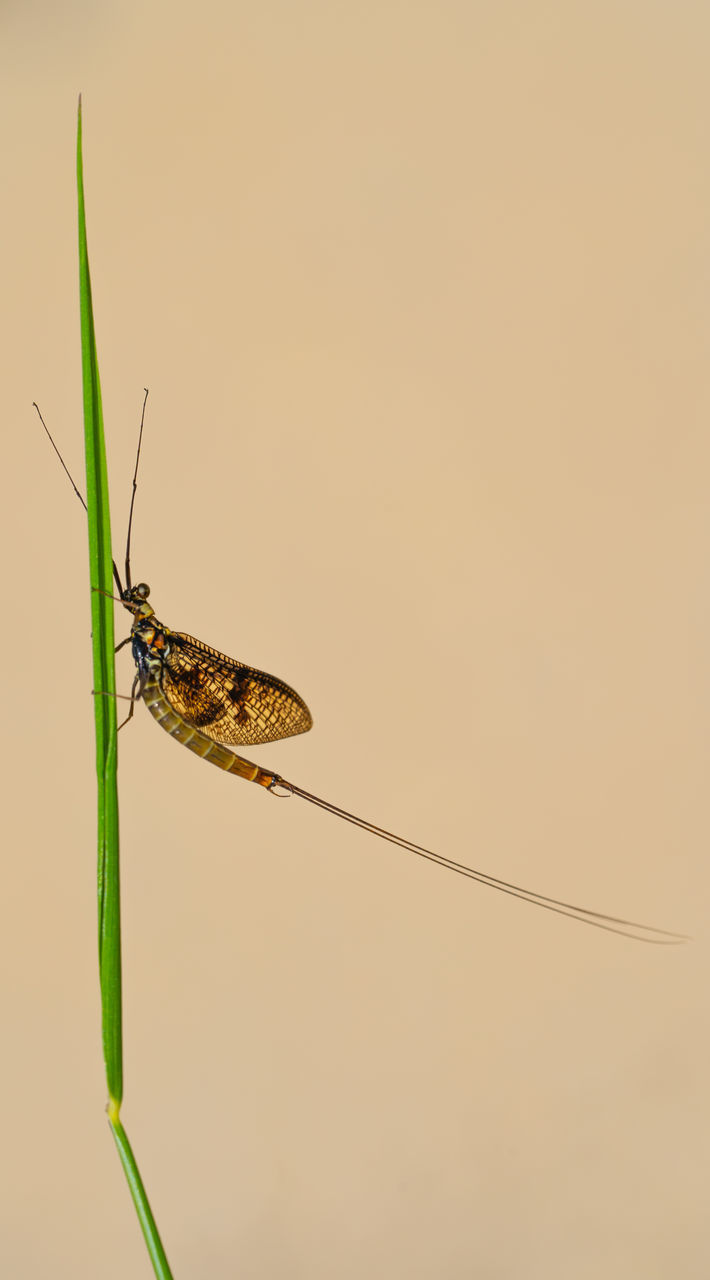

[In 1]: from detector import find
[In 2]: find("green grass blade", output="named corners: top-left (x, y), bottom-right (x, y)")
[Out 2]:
top-left (76, 96), bottom-right (122, 1106)
top-left (77, 100), bottom-right (173, 1278)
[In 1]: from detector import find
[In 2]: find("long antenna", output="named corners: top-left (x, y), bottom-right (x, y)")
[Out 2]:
top-left (33, 401), bottom-right (124, 597)
top-left (124, 388), bottom-right (149, 591)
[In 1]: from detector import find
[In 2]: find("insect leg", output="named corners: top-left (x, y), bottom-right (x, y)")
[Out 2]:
top-left (92, 673), bottom-right (145, 730)
top-left (117, 672), bottom-right (144, 731)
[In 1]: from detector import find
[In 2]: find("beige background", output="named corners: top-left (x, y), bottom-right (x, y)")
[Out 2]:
top-left (2, 3), bottom-right (707, 1277)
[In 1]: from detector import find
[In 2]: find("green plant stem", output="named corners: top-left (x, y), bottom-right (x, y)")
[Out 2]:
top-left (110, 1111), bottom-right (174, 1278)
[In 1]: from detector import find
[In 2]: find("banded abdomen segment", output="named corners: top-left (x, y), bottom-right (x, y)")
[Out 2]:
top-left (142, 678), bottom-right (276, 788)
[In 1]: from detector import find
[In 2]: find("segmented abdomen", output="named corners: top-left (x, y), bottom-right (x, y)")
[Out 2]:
top-left (142, 678), bottom-right (276, 787)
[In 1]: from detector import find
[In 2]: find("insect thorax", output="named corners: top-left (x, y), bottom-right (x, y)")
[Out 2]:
top-left (131, 618), bottom-right (171, 677)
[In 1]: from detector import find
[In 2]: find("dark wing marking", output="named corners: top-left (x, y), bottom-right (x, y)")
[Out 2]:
top-left (161, 631), bottom-right (313, 746)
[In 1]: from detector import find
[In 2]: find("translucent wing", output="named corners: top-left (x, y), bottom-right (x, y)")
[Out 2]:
top-left (161, 631), bottom-right (313, 746)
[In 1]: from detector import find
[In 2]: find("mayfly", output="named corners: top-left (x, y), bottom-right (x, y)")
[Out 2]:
top-left (36, 400), bottom-right (685, 944)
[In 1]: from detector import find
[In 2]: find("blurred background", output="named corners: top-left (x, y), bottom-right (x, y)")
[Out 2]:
top-left (2, 3), bottom-right (707, 1276)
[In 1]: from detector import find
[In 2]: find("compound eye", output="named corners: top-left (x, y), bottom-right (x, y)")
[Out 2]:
top-left (135, 583), bottom-right (150, 599)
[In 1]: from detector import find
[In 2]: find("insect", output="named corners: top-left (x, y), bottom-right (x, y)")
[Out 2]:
top-left (37, 400), bottom-right (685, 944)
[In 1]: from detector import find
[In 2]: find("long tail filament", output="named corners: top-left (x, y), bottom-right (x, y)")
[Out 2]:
top-left (272, 779), bottom-right (686, 945)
